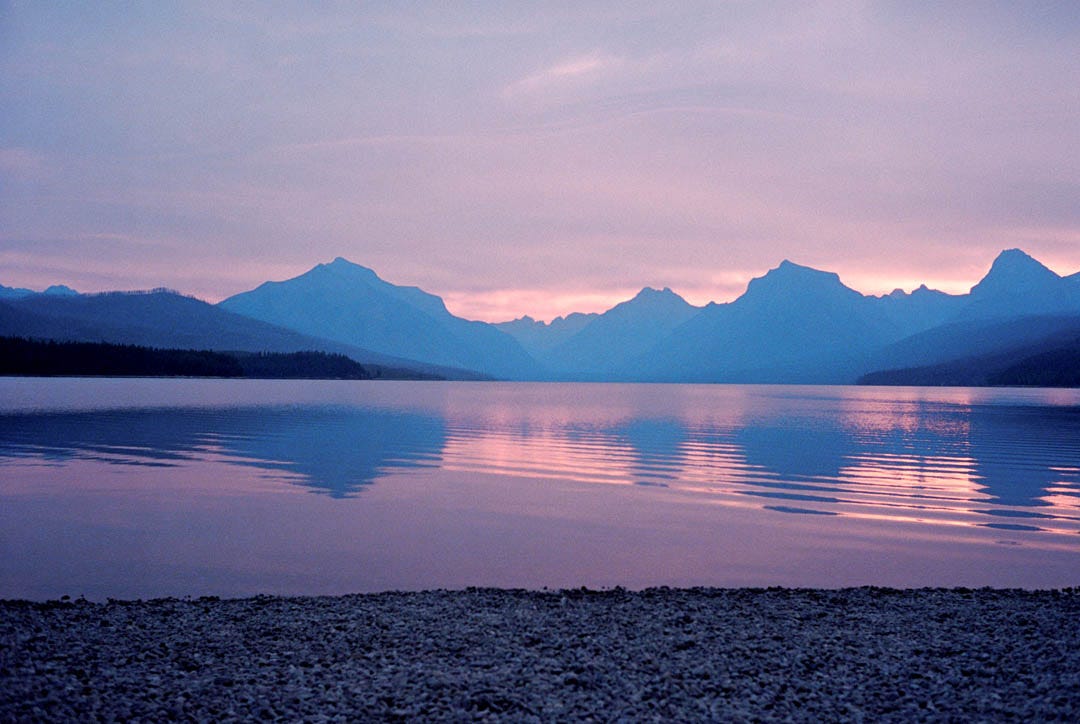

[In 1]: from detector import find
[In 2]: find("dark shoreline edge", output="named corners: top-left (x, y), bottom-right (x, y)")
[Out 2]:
top-left (3, 586), bottom-right (1078, 720)
top-left (0, 336), bottom-right (445, 381)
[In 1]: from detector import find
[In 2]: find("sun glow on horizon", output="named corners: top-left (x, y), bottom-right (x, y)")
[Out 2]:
top-left (437, 270), bottom-right (988, 324)
top-left (440, 288), bottom-right (643, 324)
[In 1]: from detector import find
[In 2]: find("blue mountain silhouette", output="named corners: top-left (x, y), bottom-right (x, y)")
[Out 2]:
top-left (0, 282), bottom-right (79, 300)
top-left (493, 312), bottom-right (598, 356)
top-left (220, 258), bottom-right (539, 379)
top-left (5, 248), bottom-right (1079, 384)
top-left (521, 287), bottom-right (701, 378)
top-left (625, 261), bottom-right (897, 382)
top-left (629, 251), bottom-right (1080, 383)
top-left (0, 290), bottom-right (459, 379)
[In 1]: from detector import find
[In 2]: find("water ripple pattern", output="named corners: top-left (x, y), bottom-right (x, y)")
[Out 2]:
top-left (436, 388), bottom-right (1080, 542)
top-left (2, 380), bottom-right (1079, 541)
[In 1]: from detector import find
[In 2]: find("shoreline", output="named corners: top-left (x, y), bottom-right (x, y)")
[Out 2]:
top-left (3, 586), bottom-right (1078, 720)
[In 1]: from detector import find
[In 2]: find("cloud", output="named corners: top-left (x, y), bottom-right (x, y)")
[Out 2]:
top-left (1, 3), bottom-right (1077, 319)
top-left (503, 52), bottom-right (625, 98)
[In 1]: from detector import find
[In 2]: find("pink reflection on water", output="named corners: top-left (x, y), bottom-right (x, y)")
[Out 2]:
top-left (442, 429), bottom-right (641, 487)
top-left (3, 379), bottom-right (1080, 600)
top-left (3, 449), bottom-right (1078, 601)
top-left (433, 395), bottom-right (1080, 543)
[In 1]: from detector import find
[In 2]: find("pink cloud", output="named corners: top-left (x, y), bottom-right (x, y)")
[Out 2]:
top-left (503, 51), bottom-right (625, 99)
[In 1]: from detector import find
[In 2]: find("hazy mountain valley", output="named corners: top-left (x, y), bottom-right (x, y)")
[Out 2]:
top-left (4, 249), bottom-right (1079, 385)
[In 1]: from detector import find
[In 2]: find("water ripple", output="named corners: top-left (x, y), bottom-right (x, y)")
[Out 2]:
top-left (3, 382), bottom-right (1079, 541)
top-left (435, 398), bottom-right (1080, 540)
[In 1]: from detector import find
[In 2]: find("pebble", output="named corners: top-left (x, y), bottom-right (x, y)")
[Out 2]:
top-left (1, 587), bottom-right (1078, 721)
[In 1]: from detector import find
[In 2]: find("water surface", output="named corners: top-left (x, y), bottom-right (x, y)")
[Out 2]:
top-left (2, 378), bottom-right (1078, 599)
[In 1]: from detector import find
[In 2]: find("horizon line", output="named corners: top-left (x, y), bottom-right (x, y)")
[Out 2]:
top-left (4, 248), bottom-right (1076, 325)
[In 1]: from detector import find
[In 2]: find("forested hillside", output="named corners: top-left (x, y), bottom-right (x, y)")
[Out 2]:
top-left (0, 337), bottom-right (421, 380)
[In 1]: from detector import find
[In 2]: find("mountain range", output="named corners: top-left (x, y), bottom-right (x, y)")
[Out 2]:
top-left (4, 248), bottom-right (1079, 385)
top-left (0, 289), bottom-right (471, 380)
top-left (218, 258), bottom-right (538, 379)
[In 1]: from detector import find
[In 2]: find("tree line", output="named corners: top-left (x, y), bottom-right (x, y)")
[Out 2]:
top-left (858, 339), bottom-right (1080, 388)
top-left (0, 337), bottom-right (376, 379)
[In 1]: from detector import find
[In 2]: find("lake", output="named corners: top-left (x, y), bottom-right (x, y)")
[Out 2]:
top-left (1, 378), bottom-right (1078, 599)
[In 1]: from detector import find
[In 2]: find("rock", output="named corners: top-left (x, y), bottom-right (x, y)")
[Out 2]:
top-left (1, 588), bottom-right (1078, 720)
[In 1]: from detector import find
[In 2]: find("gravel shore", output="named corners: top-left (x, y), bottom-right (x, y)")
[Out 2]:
top-left (2, 587), bottom-right (1078, 721)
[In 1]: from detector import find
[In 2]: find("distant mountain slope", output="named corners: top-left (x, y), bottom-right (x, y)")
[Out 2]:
top-left (0, 283), bottom-right (79, 300)
top-left (859, 322), bottom-right (1080, 387)
top-left (0, 337), bottom-right (386, 380)
top-left (494, 313), bottom-right (598, 357)
top-left (630, 261), bottom-right (901, 383)
top-left (633, 251), bottom-right (1080, 384)
top-left (957, 249), bottom-right (1080, 320)
top-left (0, 291), bottom-right (462, 379)
top-left (989, 345), bottom-right (1080, 387)
top-left (0, 297), bottom-right (124, 341)
top-left (42, 285), bottom-right (79, 297)
top-left (492, 249), bottom-right (1079, 383)
top-left (861, 314), bottom-right (1080, 376)
top-left (5, 247), bottom-right (1078, 385)
top-left (0, 284), bottom-right (34, 300)
top-left (220, 258), bottom-right (539, 379)
top-left (870, 285), bottom-right (964, 339)
top-left (531, 287), bottom-right (702, 378)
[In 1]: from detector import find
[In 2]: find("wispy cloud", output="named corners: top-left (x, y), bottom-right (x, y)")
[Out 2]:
top-left (1, 3), bottom-right (1077, 317)
top-left (503, 52), bottom-right (625, 98)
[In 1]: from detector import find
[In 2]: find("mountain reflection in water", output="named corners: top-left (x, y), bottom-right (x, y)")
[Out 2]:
top-left (2, 382), bottom-right (1077, 538)
top-left (0, 406), bottom-right (446, 498)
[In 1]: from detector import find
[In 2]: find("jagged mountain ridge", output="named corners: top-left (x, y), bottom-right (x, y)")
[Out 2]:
top-left (625, 261), bottom-right (901, 383)
top-left (6, 248), bottom-right (1079, 384)
top-left (961, 249), bottom-right (1080, 320)
top-left (219, 258), bottom-right (540, 379)
top-left (874, 284), bottom-right (963, 340)
top-left (489, 248), bottom-right (1079, 383)
top-left (622, 249), bottom-right (1080, 383)
top-left (0, 283), bottom-right (80, 300)
top-left (496, 248), bottom-right (1068, 382)
top-left (493, 313), bottom-right (598, 356)
top-left (509, 287), bottom-right (703, 378)
top-left (859, 320), bottom-right (1080, 387)
top-left (0, 291), bottom-right (466, 379)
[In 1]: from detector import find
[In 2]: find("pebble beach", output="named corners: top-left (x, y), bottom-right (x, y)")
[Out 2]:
top-left (2, 587), bottom-right (1078, 721)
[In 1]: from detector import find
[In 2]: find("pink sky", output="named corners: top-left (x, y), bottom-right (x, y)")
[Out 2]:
top-left (2, 3), bottom-right (1078, 322)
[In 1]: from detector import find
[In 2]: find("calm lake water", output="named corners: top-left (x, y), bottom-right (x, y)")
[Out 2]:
top-left (1, 378), bottom-right (1078, 599)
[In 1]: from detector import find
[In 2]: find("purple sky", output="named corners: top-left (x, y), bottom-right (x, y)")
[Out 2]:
top-left (2, 2), bottom-right (1078, 321)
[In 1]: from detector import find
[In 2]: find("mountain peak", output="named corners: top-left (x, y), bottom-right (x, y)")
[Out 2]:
top-left (631, 286), bottom-right (678, 301)
top-left (742, 259), bottom-right (852, 300)
top-left (611, 286), bottom-right (695, 317)
top-left (988, 248), bottom-right (1056, 276)
top-left (311, 257), bottom-right (381, 283)
top-left (325, 256), bottom-right (372, 271)
top-left (995, 248), bottom-right (1039, 265)
top-left (971, 248), bottom-right (1059, 296)
top-left (771, 259), bottom-right (837, 279)
top-left (221, 258), bottom-right (537, 378)
top-left (909, 284), bottom-right (949, 299)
